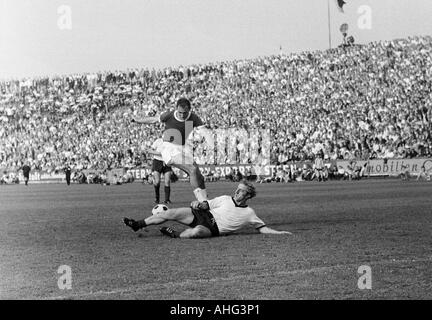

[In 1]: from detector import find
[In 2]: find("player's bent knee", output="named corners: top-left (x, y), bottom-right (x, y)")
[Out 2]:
top-left (182, 164), bottom-right (195, 175)
top-left (172, 163), bottom-right (191, 175)
top-left (180, 225), bottom-right (212, 239)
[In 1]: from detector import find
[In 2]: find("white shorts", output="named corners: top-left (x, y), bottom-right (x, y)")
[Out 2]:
top-left (159, 142), bottom-right (194, 166)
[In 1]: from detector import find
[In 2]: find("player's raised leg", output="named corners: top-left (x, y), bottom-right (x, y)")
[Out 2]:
top-left (172, 162), bottom-right (207, 202)
top-left (123, 207), bottom-right (194, 232)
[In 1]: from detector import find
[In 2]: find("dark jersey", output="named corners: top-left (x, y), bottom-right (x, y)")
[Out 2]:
top-left (160, 110), bottom-right (204, 145)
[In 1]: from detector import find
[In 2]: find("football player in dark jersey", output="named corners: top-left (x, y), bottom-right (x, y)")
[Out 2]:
top-left (131, 98), bottom-right (208, 202)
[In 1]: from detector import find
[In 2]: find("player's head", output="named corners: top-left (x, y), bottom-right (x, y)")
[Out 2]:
top-left (233, 179), bottom-right (257, 203)
top-left (176, 98), bottom-right (191, 120)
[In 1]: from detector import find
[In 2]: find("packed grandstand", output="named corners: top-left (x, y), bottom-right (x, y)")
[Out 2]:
top-left (1, 36), bottom-right (431, 179)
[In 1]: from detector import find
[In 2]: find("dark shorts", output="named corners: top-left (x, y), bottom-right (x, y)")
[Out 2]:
top-left (190, 208), bottom-right (220, 237)
top-left (152, 159), bottom-right (172, 174)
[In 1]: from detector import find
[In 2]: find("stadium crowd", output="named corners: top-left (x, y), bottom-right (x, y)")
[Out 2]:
top-left (1, 36), bottom-right (431, 174)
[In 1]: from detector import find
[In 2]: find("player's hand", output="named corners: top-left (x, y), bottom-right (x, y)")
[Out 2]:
top-left (190, 200), bottom-right (201, 209)
top-left (198, 201), bottom-right (209, 210)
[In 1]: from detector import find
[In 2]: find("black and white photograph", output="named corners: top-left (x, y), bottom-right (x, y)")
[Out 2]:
top-left (0, 0), bottom-right (431, 306)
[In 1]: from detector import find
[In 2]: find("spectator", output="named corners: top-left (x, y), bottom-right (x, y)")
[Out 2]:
top-left (0, 36), bottom-right (431, 173)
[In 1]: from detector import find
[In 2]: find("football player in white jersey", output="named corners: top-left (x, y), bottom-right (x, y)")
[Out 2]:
top-left (123, 180), bottom-right (292, 238)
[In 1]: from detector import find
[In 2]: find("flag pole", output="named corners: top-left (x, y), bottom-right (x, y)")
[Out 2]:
top-left (328, 0), bottom-right (332, 49)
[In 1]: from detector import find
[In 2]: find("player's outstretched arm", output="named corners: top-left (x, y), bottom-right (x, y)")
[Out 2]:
top-left (258, 226), bottom-right (292, 235)
top-left (131, 115), bottom-right (160, 124)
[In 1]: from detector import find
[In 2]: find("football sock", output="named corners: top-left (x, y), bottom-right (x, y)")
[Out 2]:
top-left (154, 184), bottom-right (160, 202)
top-left (164, 186), bottom-right (171, 201)
top-left (193, 188), bottom-right (208, 202)
top-left (137, 219), bottom-right (147, 229)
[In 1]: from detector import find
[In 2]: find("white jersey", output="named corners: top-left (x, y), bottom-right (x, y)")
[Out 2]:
top-left (151, 139), bottom-right (164, 161)
top-left (208, 195), bottom-right (266, 235)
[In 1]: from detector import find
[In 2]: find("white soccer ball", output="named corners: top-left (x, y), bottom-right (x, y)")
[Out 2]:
top-left (152, 204), bottom-right (169, 215)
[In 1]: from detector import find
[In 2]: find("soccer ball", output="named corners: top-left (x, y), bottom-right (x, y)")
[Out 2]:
top-left (152, 204), bottom-right (169, 215)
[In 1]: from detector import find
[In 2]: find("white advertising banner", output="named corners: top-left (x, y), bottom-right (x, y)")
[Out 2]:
top-left (336, 158), bottom-right (432, 176)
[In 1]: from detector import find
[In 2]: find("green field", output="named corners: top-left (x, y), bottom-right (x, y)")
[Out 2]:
top-left (0, 180), bottom-right (431, 299)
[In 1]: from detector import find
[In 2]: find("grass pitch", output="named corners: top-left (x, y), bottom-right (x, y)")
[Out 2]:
top-left (0, 179), bottom-right (431, 299)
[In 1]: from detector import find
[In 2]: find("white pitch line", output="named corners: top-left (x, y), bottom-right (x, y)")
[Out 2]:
top-left (43, 256), bottom-right (432, 300)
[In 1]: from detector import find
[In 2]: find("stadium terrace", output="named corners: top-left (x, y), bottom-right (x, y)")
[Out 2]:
top-left (1, 36), bottom-right (431, 176)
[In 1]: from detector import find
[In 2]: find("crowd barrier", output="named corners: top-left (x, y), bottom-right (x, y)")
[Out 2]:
top-left (3, 158), bottom-right (431, 184)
